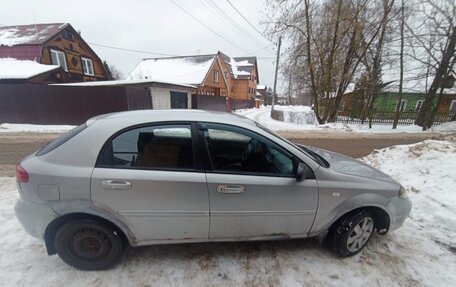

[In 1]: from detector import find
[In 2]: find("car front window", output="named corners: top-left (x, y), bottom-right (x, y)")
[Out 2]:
top-left (255, 122), bottom-right (327, 167)
top-left (202, 124), bottom-right (295, 176)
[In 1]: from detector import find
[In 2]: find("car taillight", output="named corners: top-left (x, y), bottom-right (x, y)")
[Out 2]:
top-left (16, 164), bottom-right (29, 183)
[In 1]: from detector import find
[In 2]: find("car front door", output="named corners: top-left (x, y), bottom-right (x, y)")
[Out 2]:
top-left (199, 123), bottom-right (318, 239)
top-left (91, 123), bottom-right (209, 243)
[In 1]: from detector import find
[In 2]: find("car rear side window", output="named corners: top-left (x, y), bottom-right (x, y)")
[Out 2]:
top-left (36, 124), bottom-right (87, 156)
top-left (97, 124), bottom-right (194, 170)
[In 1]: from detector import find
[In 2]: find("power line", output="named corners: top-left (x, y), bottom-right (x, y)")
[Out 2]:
top-left (202, 0), bottom-right (268, 49)
top-left (88, 42), bottom-right (180, 57)
top-left (169, 0), bottom-right (250, 54)
top-left (225, 0), bottom-right (270, 43)
top-left (90, 41), bottom-right (274, 60)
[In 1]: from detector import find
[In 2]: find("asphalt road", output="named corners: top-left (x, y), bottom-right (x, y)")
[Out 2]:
top-left (0, 131), bottom-right (440, 176)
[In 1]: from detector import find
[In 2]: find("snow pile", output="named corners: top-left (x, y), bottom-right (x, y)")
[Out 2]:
top-left (428, 121), bottom-right (456, 134)
top-left (362, 140), bottom-right (456, 279)
top-left (235, 106), bottom-right (319, 131)
top-left (274, 105), bottom-right (317, 125)
top-left (1, 140), bottom-right (456, 285)
top-left (0, 58), bottom-right (60, 80)
top-left (321, 122), bottom-right (424, 133)
top-left (0, 123), bottom-right (76, 133)
top-left (235, 106), bottom-right (425, 133)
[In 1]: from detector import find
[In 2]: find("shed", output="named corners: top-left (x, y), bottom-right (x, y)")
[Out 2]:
top-left (53, 79), bottom-right (197, 109)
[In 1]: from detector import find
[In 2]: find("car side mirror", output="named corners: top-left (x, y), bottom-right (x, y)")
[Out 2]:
top-left (296, 162), bottom-right (313, 182)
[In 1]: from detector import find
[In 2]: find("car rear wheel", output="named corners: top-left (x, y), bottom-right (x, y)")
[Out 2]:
top-left (54, 219), bottom-right (125, 270)
top-left (329, 210), bottom-right (375, 257)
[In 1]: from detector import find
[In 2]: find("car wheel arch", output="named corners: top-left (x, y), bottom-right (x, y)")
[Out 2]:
top-left (329, 206), bottom-right (391, 236)
top-left (44, 212), bottom-right (134, 255)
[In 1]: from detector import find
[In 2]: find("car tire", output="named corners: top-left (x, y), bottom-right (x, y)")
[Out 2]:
top-left (54, 219), bottom-right (125, 270)
top-left (329, 210), bottom-right (375, 257)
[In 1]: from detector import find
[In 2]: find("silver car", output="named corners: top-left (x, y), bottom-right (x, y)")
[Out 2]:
top-left (14, 110), bottom-right (412, 270)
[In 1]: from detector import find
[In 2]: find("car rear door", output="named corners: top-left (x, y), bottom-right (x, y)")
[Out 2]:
top-left (91, 123), bottom-right (209, 243)
top-left (198, 123), bottom-right (318, 239)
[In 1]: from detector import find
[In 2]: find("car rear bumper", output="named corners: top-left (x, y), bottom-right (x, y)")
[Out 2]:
top-left (14, 199), bottom-right (59, 240)
top-left (388, 197), bottom-right (412, 231)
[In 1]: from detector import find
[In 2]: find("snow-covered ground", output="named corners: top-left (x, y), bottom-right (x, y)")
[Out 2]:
top-left (1, 106), bottom-right (453, 135)
top-left (1, 139), bottom-right (455, 286)
top-left (235, 106), bottom-right (451, 134)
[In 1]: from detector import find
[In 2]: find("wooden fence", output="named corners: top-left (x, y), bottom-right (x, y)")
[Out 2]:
top-left (192, 94), bottom-right (255, 112)
top-left (336, 108), bottom-right (454, 126)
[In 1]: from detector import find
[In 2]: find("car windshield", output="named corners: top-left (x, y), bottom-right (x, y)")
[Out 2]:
top-left (255, 122), bottom-right (329, 167)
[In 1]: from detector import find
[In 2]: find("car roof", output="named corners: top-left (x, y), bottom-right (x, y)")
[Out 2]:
top-left (88, 109), bottom-right (256, 127)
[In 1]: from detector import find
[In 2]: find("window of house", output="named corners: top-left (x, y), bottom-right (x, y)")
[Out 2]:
top-left (81, 57), bottom-right (94, 76)
top-left (202, 124), bottom-right (295, 176)
top-left (225, 72), bottom-right (229, 79)
top-left (97, 124), bottom-right (194, 170)
top-left (339, 101), bottom-right (345, 111)
top-left (50, 49), bottom-right (68, 71)
top-left (214, 70), bottom-right (219, 83)
top-left (415, 100), bottom-right (423, 111)
top-left (62, 30), bottom-right (74, 41)
top-left (397, 99), bottom-right (407, 112)
top-left (450, 100), bottom-right (456, 113)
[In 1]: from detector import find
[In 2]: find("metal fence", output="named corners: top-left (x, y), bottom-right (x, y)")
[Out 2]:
top-left (0, 83), bottom-right (151, 125)
top-left (336, 109), bottom-right (455, 126)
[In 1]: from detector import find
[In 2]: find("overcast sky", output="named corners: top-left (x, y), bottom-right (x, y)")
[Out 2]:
top-left (0, 0), bottom-right (285, 91)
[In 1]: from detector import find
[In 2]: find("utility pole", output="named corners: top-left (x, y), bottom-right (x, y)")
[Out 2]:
top-left (288, 71), bottom-right (292, 105)
top-left (271, 36), bottom-right (282, 116)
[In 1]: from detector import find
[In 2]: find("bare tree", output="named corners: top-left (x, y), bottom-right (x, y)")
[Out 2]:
top-left (267, 0), bottom-right (395, 124)
top-left (407, 0), bottom-right (456, 129)
top-left (103, 61), bottom-right (124, 80)
top-left (392, 0), bottom-right (405, 129)
top-left (357, 0), bottom-right (396, 128)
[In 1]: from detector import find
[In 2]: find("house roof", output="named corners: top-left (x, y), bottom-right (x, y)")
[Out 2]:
top-left (52, 79), bottom-right (197, 90)
top-left (0, 58), bottom-right (60, 80)
top-left (0, 23), bottom-right (68, 47)
top-left (128, 51), bottom-right (259, 85)
top-left (127, 55), bottom-right (216, 85)
top-left (219, 52), bottom-right (257, 80)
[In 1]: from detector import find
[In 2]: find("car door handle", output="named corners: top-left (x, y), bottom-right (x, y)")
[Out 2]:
top-left (101, 180), bottom-right (132, 190)
top-left (217, 185), bottom-right (246, 193)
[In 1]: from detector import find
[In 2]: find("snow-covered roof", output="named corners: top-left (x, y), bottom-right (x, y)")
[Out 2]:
top-left (0, 23), bottom-right (67, 47)
top-left (257, 84), bottom-right (266, 90)
top-left (0, 58), bottom-right (60, 80)
top-left (218, 52), bottom-right (256, 80)
top-left (52, 79), bottom-right (197, 89)
top-left (127, 55), bottom-right (216, 85)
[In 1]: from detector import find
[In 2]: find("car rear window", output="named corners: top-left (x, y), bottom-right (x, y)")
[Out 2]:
top-left (36, 124), bottom-right (87, 156)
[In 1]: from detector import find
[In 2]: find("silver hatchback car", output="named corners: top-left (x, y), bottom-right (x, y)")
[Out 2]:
top-left (15, 110), bottom-right (412, 270)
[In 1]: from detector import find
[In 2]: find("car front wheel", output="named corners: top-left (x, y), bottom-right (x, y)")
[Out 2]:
top-left (329, 210), bottom-right (375, 257)
top-left (54, 219), bottom-right (125, 270)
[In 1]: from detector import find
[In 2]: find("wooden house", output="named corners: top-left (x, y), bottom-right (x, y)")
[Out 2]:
top-left (0, 23), bottom-right (108, 82)
top-left (128, 51), bottom-right (259, 101)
